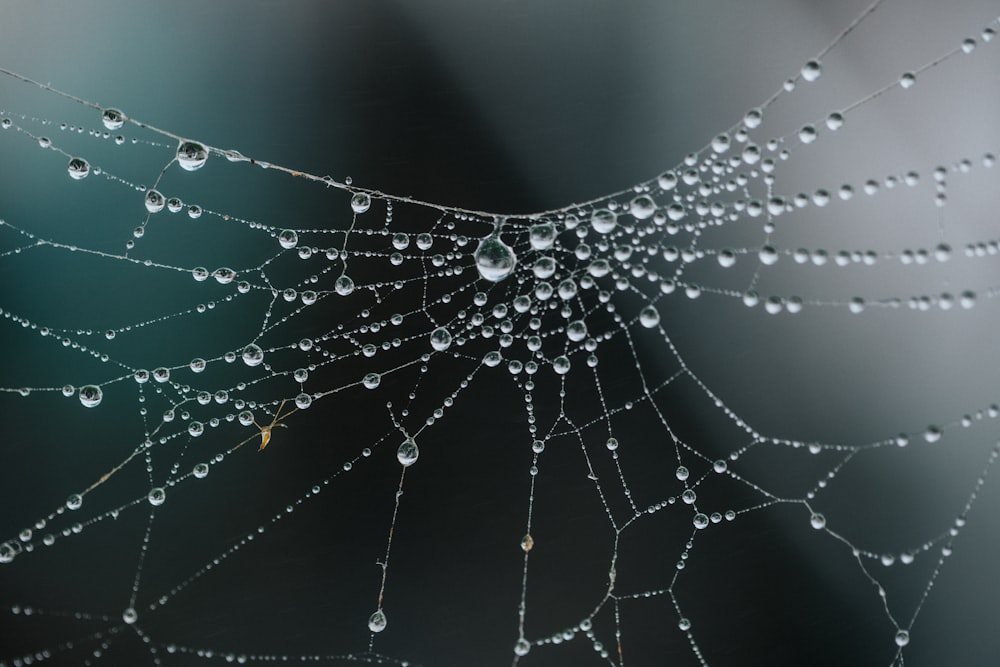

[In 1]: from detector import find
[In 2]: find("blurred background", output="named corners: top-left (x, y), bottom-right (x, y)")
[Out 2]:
top-left (1, 1), bottom-right (999, 665)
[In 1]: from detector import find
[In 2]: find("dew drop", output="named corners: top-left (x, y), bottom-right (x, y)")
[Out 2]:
top-left (78, 385), bottom-right (103, 408)
top-left (810, 513), bottom-right (826, 530)
top-left (475, 235), bottom-right (517, 282)
top-left (801, 60), bottom-right (822, 82)
top-left (521, 533), bottom-right (534, 552)
top-left (176, 141), bottom-right (208, 171)
top-left (430, 327), bottom-right (452, 352)
top-left (122, 607), bottom-right (138, 624)
top-left (147, 487), bottom-right (166, 506)
top-left (391, 434), bottom-right (419, 466)
top-left (895, 630), bottom-right (910, 647)
top-left (639, 305), bottom-right (660, 328)
top-left (101, 108), bottom-right (125, 130)
top-left (591, 209), bottom-right (617, 234)
top-left (335, 275), bottom-right (355, 296)
top-left (514, 639), bottom-right (531, 656)
top-left (66, 493), bottom-right (83, 511)
top-left (242, 343), bottom-right (264, 367)
top-left (278, 229), bottom-right (298, 249)
top-left (350, 192), bottom-right (371, 213)
top-left (67, 157), bottom-right (90, 180)
top-left (144, 190), bottom-right (165, 213)
top-left (368, 610), bottom-right (387, 633)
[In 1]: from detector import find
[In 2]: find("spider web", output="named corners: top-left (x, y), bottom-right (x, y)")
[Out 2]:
top-left (1, 1), bottom-right (1000, 665)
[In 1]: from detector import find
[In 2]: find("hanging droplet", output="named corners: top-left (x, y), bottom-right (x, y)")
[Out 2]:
top-left (895, 629), bottom-right (910, 647)
top-left (78, 385), bottom-right (103, 408)
top-left (350, 192), bottom-right (371, 213)
top-left (801, 60), bottom-right (822, 82)
top-left (242, 343), bottom-right (264, 367)
top-left (430, 327), bottom-right (452, 351)
top-left (810, 513), bottom-right (826, 530)
top-left (101, 108), bottom-right (126, 130)
top-left (278, 229), bottom-right (298, 249)
top-left (368, 610), bottom-right (387, 633)
top-left (529, 223), bottom-right (556, 250)
top-left (475, 235), bottom-right (516, 282)
top-left (590, 209), bottom-right (617, 234)
top-left (122, 607), bottom-right (138, 624)
top-left (147, 487), bottom-right (166, 506)
top-left (639, 305), bottom-right (660, 328)
top-left (630, 195), bottom-right (656, 220)
top-left (335, 275), bottom-right (355, 296)
top-left (144, 190), bottom-right (165, 213)
top-left (397, 438), bottom-right (419, 466)
top-left (67, 157), bottom-right (90, 180)
top-left (176, 141), bottom-right (208, 171)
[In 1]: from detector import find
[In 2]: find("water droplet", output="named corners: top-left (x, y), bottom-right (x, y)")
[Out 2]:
top-left (153, 367), bottom-right (171, 383)
top-left (278, 229), bottom-right (298, 249)
top-left (368, 610), bottom-right (387, 633)
top-left (350, 192), bottom-right (371, 213)
top-left (144, 190), bottom-right (165, 213)
top-left (521, 533), bottom-right (534, 552)
top-left (101, 108), bottom-right (125, 130)
top-left (430, 327), bottom-right (452, 351)
top-left (242, 344), bottom-right (264, 367)
top-left (148, 487), bottom-right (166, 506)
top-left (678, 618), bottom-right (691, 631)
top-left (362, 373), bottom-right (381, 389)
top-left (801, 60), bottom-right (822, 82)
top-left (693, 513), bottom-right (709, 529)
top-left (900, 72), bottom-right (916, 89)
top-left (810, 513), bottom-right (826, 530)
top-left (475, 235), bottom-right (517, 282)
top-left (188, 421), bottom-right (204, 437)
top-left (514, 638), bottom-right (531, 656)
top-left (78, 385), bottom-right (103, 408)
top-left (529, 223), bottom-right (556, 250)
top-left (630, 195), bottom-right (656, 220)
top-left (675, 466), bottom-right (689, 481)
top-left (189, 358), bottom-right (206, 373)
top-left (606, 437), bottom-right (618, 451)
top-left (552, 355), bottom-right (571, 375)
top-left (639, 305), bottom-right (660, 328)
top-left (193, 463), bottom-right (209, 479)
top-left (566, 320), bottom-right (588, 342)
top-left (335, 275), bottom-right (355, 296)
top-left (176, 141), bottom-right (208, 171)
top-left (122, 607), bottom-right (138, 624)
top-left (295, 393), bottom-right (312, 410)
top-left (591, 209), bottom-right (617, 234)
top-left (895, 629), bottom-right (910, 647)
top-left (67, 157), bottom-right (90, 180)
top-left (66, 494), bottom-right (83, 511)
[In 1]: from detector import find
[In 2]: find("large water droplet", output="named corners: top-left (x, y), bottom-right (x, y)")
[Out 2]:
top-left (639, 305), bottom-right (660, 328)
top-left (176, 141), bottom-right (208, 171)
top-left (368, 610), bottom-right (387, 633)
top-left (78, 385), bottom-right (103, 408)
top-left (242, 343), bottom-right (264, 367)
top-left (475, 235), bottom-right (516, 282)
top-left (101, 108), bottom-right (125, 130)
top-left (67, 157), bottom-right (90, 180)
top-left (591, 209), bottom-right (617, 234)
top-left (397, 438), bottom-right (419, 466)
top-left (430, 327), bottom-right (452, 351)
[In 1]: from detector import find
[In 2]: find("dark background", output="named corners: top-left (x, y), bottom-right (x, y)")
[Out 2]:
top-left (1, 1), bottom-right (1000, 665)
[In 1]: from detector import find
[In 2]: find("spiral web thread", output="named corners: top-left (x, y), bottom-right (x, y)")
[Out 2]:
top-left (1, 2), bottom-right (1000, 665)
